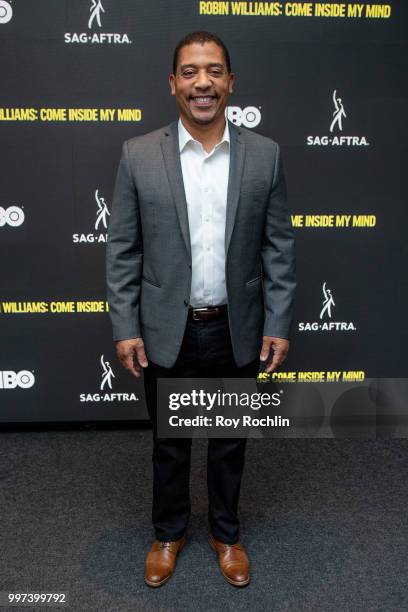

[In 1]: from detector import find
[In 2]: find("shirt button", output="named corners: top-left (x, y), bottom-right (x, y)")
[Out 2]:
top-left (183, 300), bottom-right (189, 307)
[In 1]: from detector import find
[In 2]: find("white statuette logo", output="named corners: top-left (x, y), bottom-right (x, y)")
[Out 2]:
top-left (320, 282), bottom-right (335, 320)
top-left (94, 189), bottom-right (110, 230)
top-left (330, 90), bottom-right (347, 133)
top-left (72, 188), bottom-right (109, 243)
top-left (78, 353), bottom-right (139, 403)
top-left (0, 206), bottom-right (25, 227)
top-left (0, 1), bottom-right (12, 24)
top-left (88, 0), bottom-right (105, 29)
top-left (307, 89), bottom-right (369, 148)
top-left (65, 0), bottom-right (131, 45)
top-left (297, 281), bottom-right (356, 333)
top-left (100, 355), bottom-right (115, 390)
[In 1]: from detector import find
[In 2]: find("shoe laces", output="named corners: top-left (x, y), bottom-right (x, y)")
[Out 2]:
top-left (214, 540), bottom-right (243, 555)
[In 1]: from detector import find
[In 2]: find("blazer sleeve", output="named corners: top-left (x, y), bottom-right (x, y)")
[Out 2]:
top-left (261, 143), bottom-right (296, 339)
top-left (106, 140), bottom-right (143, 341)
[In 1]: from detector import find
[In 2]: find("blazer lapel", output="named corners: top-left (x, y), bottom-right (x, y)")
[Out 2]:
top-left (225, 120), bottom-right (245, 256)
top-left (160, 118), bottom-right (245, 261)
top-left (160, 120), bottom-right (192, 260)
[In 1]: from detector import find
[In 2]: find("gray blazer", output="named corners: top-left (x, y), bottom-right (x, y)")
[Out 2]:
top-left (106, 119), bottom-right (296, 368)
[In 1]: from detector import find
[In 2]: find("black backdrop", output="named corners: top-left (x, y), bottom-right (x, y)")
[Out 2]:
top-left (1, 0), bottom-right (406, 422)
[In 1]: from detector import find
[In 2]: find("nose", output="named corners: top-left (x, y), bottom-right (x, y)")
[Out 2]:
top-left (195, 69), bottom-right (212, 89)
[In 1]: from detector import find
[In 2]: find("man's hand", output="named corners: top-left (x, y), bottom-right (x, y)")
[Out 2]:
top-left (116, 338), bottom-right (148, 378)
top-left (260, 336), bottom-right (289, 374)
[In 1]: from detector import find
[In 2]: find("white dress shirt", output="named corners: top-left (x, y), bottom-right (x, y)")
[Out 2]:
top-left (178, 117), bottom-right (230, 307)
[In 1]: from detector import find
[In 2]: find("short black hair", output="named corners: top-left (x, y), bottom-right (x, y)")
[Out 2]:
top-left (172, 31), bottom-right (231, 75)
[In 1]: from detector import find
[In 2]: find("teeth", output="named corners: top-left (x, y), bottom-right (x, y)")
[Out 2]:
top-left (192, 96), bottom-right (214, 102)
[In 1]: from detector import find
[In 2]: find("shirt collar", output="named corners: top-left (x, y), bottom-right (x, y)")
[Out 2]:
top-left (178, 117), bottom-right (230, 153)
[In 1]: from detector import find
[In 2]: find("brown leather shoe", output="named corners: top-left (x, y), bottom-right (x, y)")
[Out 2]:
top-left (209, 534), bottom-right (250, 587)
top-left (144, 534), bottom-right (186, 587)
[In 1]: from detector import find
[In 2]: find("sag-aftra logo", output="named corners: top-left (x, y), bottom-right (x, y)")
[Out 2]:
top-left (298, 282), bottom-right (357, 332)
top-left (72, 189), bottom-right (109, 244)
top-left (79, 355), bottom-right (139, 402)
top-left (65, 0), bottom-right (132, 45)
top-left (307, 90), bottom-right (370, 147)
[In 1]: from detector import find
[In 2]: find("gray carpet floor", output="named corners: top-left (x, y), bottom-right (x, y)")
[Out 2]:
top-left (1, 431), bottom-right (407, 611)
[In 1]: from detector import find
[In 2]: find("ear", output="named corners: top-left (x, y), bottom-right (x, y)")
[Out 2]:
top-left (228, 72), bottom-right (235, 94)
top-left (169, 74), bottom-right (176, 96)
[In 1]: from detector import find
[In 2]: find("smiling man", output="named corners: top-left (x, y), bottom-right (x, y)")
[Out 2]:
top-left (169, 37), bottom-right (233, 143)
top-left (106, 31), bottom-right (296, 588)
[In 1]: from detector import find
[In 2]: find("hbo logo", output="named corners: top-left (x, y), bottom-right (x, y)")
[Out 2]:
top-left (0, 371), bottom-right (35, 389)
top-left (0, 206), bottom-right (25, 227)
top-left (226, 106), bottom-right (262, 128)
top-left (0, 1), bottom-right (13, 24)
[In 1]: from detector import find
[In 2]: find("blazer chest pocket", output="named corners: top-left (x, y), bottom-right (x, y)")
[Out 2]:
top-left (239, 183), bottom-right (268, 214)
top-left (240, 180), bottom-right (268, 197)
top-left (246, 275), bottom-right (262, 287)
top-left (142, 274), bottom-right (161, 288)
top-left (238, 193), bottom-right (266, 221)
top-left (143, 200), bottom-right (178, 223)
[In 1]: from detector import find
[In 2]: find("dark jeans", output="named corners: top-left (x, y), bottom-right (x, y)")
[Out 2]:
top-left (143, 310), bottom-right (260, 544)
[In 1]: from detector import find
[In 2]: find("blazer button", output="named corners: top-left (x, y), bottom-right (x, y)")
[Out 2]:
top-left (184, 300), bottom-right (189, 307)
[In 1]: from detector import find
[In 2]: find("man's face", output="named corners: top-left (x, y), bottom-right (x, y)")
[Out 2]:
top-left (169, 41), bottom-right (234, 126)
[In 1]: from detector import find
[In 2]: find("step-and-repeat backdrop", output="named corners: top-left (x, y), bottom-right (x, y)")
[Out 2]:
top-left (1, 0), bottom-right (406, 424)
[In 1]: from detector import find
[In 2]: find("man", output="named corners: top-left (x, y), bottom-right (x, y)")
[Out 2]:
top-left (106, 31), bottom-right (296, 588)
